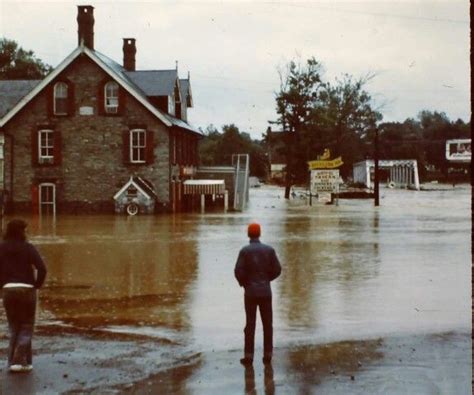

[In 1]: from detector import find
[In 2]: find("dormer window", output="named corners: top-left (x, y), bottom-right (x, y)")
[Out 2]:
top-left (105, 81), bottom-right (119, 114)
top-left (54, 82), bottom-right (68, 115)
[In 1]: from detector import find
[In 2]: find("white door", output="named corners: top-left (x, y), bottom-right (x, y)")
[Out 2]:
top-left (39, 183), bottom-right (56, 216)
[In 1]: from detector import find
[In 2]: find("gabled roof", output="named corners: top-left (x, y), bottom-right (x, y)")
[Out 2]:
top-left (125, 70), bottom-right (179, 98)
top-left (113, 176), bottom-right (157, 200)
top-left (179, 78), bottom-right (193, 108)
top-left (0, 80), bottom-right (41, 117)
top-left (0, 45), bottom-right (200, 134)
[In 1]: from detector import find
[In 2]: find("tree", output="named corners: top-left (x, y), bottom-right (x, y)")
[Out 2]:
top-left (0, 38), bottom-right (52, 80)
top-left (273, 57), bottom-right (324, 198)
top-left (273, 57), bottom-right (382, 197)
top-left (198, 124), bottom-right (269, 178)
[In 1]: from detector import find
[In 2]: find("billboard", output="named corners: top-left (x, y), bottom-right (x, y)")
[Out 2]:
top-left (446, 139), bottom-right (471, 162)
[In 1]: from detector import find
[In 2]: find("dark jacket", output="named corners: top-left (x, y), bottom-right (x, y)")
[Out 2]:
top-left (234, 239), bottom-right (281, 298)
top-left (0, 240), bottom-right (47, 288)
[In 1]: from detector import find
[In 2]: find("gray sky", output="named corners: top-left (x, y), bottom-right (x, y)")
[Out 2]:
top-left (0, 1), bottom-right (470, 139)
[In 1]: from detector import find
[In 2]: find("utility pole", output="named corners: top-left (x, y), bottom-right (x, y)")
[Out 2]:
top-left (374, 127), bottom-right (380, 207)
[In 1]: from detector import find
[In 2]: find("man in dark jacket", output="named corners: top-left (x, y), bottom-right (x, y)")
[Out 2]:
top-left (235, 223), bottom-right (281, 365)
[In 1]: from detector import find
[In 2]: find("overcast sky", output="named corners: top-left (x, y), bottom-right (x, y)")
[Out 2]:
top-left (0, 1), bottom-right (470, 139)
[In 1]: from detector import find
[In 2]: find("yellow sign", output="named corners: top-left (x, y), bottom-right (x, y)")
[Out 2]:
top-left (308, 157), bottom-right (343, 169)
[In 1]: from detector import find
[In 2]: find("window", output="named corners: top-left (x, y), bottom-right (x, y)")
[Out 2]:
top-left (105, 81), bottom-right (119, 114)
top-left (54, 82), bottom-right (68, 115)
top-left (130, 129), bottom-right (146, 163)
top-left (38, 129), bottom-right (54, 164)
top-left (168, 96), bottom-right (175, 115)
top-left (39, 183), bottom-right (56, 216)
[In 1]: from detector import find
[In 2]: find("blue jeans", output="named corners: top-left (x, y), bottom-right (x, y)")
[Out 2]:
top-left (2, 287), bottom-right (36, 366)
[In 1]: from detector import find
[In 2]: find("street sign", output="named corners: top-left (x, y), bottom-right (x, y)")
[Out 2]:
top-left (308, 156), bottom-right (343, 169)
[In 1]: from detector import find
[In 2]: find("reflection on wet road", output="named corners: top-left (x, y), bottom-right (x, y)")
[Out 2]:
top-left (0, 185), bottom-right (470, 392)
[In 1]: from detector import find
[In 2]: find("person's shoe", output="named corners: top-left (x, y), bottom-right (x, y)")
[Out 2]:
top-left (9, 365), bottom-right (24, 373)
top-left (9, 364), bottom-right (32, 373)
top-left (240, 357), bottom-right (253, 366)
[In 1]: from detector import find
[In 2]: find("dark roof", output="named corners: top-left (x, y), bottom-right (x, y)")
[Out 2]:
top-left (0, 80), bottom-right (41, 117)
top-left (125, 70), bottom-right (178, 97)
top-left (133, 176), bottom-right (158, 199)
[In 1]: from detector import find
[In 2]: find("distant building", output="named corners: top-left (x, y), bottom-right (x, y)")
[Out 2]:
top-left (0, 5), bottom-right (201, 215)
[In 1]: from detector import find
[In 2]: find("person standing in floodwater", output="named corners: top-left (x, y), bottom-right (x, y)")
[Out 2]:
top-left (0, 219), bottom-right (47, 373)
top-left (235, 223), bottom-right (281, 366)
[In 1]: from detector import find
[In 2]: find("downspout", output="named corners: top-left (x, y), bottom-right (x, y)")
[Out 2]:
top-left (4, 133), bottom-right (14, 211)
top-left (168, 127), bottom-right (173, 213)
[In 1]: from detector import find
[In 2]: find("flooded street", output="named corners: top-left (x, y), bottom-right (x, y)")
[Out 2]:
top-left (0, 184), bottom-right (471, 393)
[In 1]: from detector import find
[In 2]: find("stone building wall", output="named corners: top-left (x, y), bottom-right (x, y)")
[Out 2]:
top-left (3, 56), bottom-right (171, 213)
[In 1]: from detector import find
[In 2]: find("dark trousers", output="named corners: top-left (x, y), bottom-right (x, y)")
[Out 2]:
top-left (2, 287), bottom-right (36, 366)
top-left (244, 294), bottom-right (273, 357)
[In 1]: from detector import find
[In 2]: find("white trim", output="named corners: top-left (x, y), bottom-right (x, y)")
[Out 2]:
top-left (53, 82), bottom-right (68, 115)
top-left (104, 81), bottom-right (119, 114)
top-left (38, 129), bottom-right (54, 162)
top-left (129, 129), bottom-right (146, 163)
top-left (0, 46), bottom-right (173, 128)
top-left (0, 47), bottom-right (82, 127)
top-left (113, 176), bottom-right (151, 200)
top-left (186, 83), bottom-right (194, 108)
top-left (39, 182), bottom-right (56, 215)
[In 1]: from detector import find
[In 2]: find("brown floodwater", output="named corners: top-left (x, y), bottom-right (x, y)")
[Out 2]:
top-left (0, 184), bottom-right (470, 352)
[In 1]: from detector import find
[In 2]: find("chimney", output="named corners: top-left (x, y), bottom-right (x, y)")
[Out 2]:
top-left (123, 38), bottom-right (137, 71)
top-left (77, 6), bottom-right (95, 49)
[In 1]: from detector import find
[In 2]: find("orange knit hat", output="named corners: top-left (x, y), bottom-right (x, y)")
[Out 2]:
top-left (247, 223), bottom-right (261, 239)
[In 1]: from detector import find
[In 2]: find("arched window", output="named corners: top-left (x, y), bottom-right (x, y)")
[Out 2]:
top-left (54, 82), bottom-right (68, 115)
top-left (105, 81), bottom-right (119, 114)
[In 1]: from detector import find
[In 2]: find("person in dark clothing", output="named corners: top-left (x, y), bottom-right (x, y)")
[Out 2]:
top-left (234, 223), bottom-right (281, 366)
top-left (0, 219), bottom-right (47, 373)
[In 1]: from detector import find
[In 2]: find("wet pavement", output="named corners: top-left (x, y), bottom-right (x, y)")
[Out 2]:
top-left (0, 184), bottom-right (471, 393)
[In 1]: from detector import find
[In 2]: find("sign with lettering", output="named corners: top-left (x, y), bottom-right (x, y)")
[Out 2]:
top-left (446, 139), bottom-right (471, 162)
top-left (310, 169), bottom-right (340, 194)
top-left (79, 106), bottom-right (94, 115)
top-left (308, 157), bottom-right (343, 169)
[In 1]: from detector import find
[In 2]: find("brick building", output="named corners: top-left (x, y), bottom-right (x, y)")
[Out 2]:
top-left (0, 5), bottom-right (201, 214)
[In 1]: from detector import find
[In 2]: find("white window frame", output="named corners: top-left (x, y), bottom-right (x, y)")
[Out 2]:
top-left (130, 129), bottom-right (146, 163)
top-left (38, 129), bottom-right (54, 164)
top-left (105, 81), bottom-right (119, 114)
top-left (39, 183), bottom-right (56, 216)
top-left (54, 82), bottom-right (68, 115)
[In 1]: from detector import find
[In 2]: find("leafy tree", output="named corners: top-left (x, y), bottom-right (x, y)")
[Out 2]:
top-left (0, 38), bottom-right (52, 80)
top-left (373, 112), bottom-right (470, 181)
top-left (198, 124), bottom-right (269, 178)
top-left (273, 57), bottom-right (382, 197)
top-left (418, 110), bottom-right (469, 174)
top-left (272, 57), bottom-right (325, 197)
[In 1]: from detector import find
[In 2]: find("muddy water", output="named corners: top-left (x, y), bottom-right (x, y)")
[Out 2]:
top-left (1, 185), bottom-right (470, 352)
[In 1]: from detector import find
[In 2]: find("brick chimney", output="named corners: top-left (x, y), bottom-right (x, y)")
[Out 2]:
top-left (123, 38), bottom-right (137, 71)
top-left (77, 6), bottom-right (95, 49)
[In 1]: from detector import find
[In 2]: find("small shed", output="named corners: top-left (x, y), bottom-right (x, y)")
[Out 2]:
top-left (113, 176), bottom-right (157, 215)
